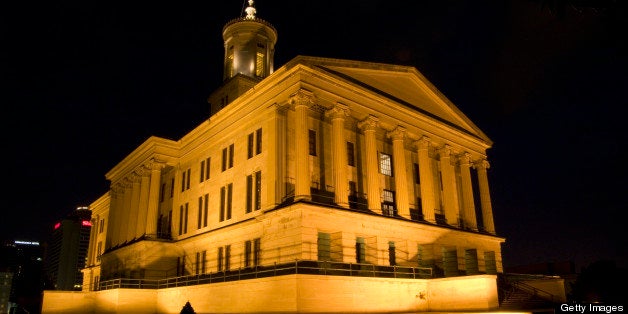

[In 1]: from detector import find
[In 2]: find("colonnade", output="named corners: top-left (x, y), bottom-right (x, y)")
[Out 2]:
top-left (107, 159), bottom-right (164, 249)
top-left (289, 89), bottom-right (495, 234)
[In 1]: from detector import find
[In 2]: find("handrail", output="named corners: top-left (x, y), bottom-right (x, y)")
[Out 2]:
top-left (510, 280), bottom-right (556, 302)
top-left (94, 260), bottom-right (433, 291)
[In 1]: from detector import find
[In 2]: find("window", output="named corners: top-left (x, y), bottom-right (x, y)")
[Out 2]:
top-left (388, 242), bottom-right (396, 266)
top-left (160, 183), bottom-right (165, 202)
top-left (308, 130), bottom-right (317, 156)
top-left (170, 178), bottom-right (175, 197)
top-left (347, 142), bottom-right (355, 166)
top-left (379, 152), bottom-right (393, 176)
top-left (248, 129), bottom-right (262, 159)
top-left (197, 194), bottom-right (208, 229)
top-left (201, 250), bottom-right (207, 274)
top-left (226, 48), bottom-right (234, 78)
top-left (253, 238), bottom-right (261, 267)
top-left (220, 183), bottom-right (233, 221)
top-left (245, 238), bottom-right (261, 268)
top-left (200, 157), bottom-right (211, 182)
top-left (382, 189), bottom-right (396, 216)
top-left (99, 219), bottom-right (105, 233)
top-left (256, 128), bottom-right (262, 155)
top-left (413, 163), bottom-right (420, 184)
top-left (177, 255), bottom-right (186, 276)
top-left (222, 144), bottom-right (235, 171)
top-left (219, 245), bottom-right (230, 271)
top-left (181, 168), bottom-right (191, 192)
top-left (96, 241), bottom-right (102, 262)
top-left (317, 232), bottom-right (331, 261)
top-left (246, 171), bottom-right (262, 213)
top-left (248, 133), bottom-right (254, 159)
top-left (195, 252), bottom-right (201, 275)
top-left (178, 203), bottom-right (189, 235)
top-left (356, 237), bottom-right (366, 264)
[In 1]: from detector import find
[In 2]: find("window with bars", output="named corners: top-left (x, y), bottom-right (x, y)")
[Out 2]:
top-left (379, 152), bottom-right (393, 176)
top-left (220, 183), bottom-right (233, 221)
top-left (382, 189), bottom-right (396, 216)
top-left (347, 141), bottom-right (355, 166)
top-left (308, 130), bottom-right (317, 156)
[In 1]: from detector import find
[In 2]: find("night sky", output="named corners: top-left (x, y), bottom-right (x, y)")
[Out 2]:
top-left (3, 1), bottom-right (626, 271)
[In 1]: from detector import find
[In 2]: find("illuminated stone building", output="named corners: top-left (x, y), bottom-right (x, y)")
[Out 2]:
top-left (42, 1), bottom-right (565, 313)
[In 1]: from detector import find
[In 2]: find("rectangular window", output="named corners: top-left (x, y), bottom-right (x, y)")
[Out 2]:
top-left (228, 143), bottom-right (234, 168)
top-left (225, 245), bottom-right (231, 271)
top-left (181, 168), bottom-right (191, 192)
top-left (245, 240), bottom-right (252, 268)
top-left (247, 171), bottom-right (262, 213)
top-left (183, 203), bottom-right (189, 234)
top-left (198, 196), bottom-right (203, 229)
top-left (222, 148), bottom-right (227, 171)
top-left (217, 247), bottom-right (224, 272)
top-left (246, 174), bottom-right (253, 213)
top-left (99, 219), bottom-right (105, 233)
top-left (347, 142), bottom-right (355, 166)
top-left (220, 184), bottom-right (233, 221)
top-left (256, 128), bottom-right (262, 155)
top-left (248, 133), bottom-right (254, 159)
top-left (255, 52), bottom-right (265, 77)
top-left (178, 205), bottom-right (184, 235)
top-left (195, 252), bottom-right (200, 275)
top-left (356, 237), bottom-right (366, 264)
top-left (222, 144), bottom-right (235, 171)
top-left (203, 194), bottom-right (208, 227)
top-left (255, 171), bottom-right (261, 210)
top-left (382, 189), bottom-right (396, 216)
top-left (201, 250), bottom-right (207, 274)
top-left (200, 158), bottom-right (211, 182)
top-left (205, 157), bottom-right (210, 180)
top-left (181, 170), bottom-right (186, 192)
top-left (388, 241), bottom-right (396, 266)
top-left (379, 152), bottom-right (393, 176)
top-left (308, 129), bottom-right (317, 156)
top-left (317, 232), bottom-right (331, 261)
top-left (96, 241), bottom-right (102, 262)
top-left (253, 238), bottom-right (261, 267)
top-left (200, 160), bottom-right (206, 182)
top-left (170, 178), bottom-right (175, 197)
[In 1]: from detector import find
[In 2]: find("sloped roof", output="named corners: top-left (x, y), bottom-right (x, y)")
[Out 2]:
top-left (284, 56), bottom-right (492, 145)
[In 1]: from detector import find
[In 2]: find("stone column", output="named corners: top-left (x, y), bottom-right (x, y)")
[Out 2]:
top-left (118, 178), bottom-right (133, 244)
top-left (290, 89), bottom-right (315, 201)
top-left (415, 137), bottom-right (436, 223)
top-left (135, 167), bottom-right (151, 239)
top-left (439, 145), bottom-right (459, 226)
top-left (387, 126), bottom-right (410, 218)
top-left (357, 115), bottom-right (381, 212)
top-left (126, 172), bottom-right (141, 241)
top-left (145, 160), bottom-right (164, 237)
top-left (474, 159), bottom-right (495, 234)
top-left (458, 153), bottom-right (477, 230)
top-left (108, 185), bottom-right (123, 248)
top-left (326, 103), bottom-right (350, 208)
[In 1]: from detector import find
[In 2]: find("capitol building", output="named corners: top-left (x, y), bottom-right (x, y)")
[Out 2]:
top-left (42, 1), bottom-right (565, 313)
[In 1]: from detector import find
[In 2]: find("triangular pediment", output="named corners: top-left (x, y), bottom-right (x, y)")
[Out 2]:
top-left (283, 56), bottom-right (491, 144)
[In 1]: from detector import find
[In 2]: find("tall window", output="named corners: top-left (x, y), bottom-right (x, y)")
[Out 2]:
top-left (388, 241), bottom-right (396, 266)
top-left (247, 128), bottom-right (262, 159)
top-left (244, 238), bottom-right (261, 268)
top-left (317, 232), bottom-right (331, 261)
top-left (382, 189), bottom-right (396, 216)
top-left (197, 194), bottom-right (208, 229)
top-left (413, 162), bottom-right (420, 184)
top-left (226, 48), bottom-right (234, 78)
top-left (255, 52), bottom-right (265, 77)
top-left (379, 152), bottom-right (393, 176)
top-left (96, 241), bottom-right (102, 262)
top-left (217, 247), bottom-right (223, 272)
top-left (178, 203), bottom-right (189, 235)
top-left (246, 171), bottom-right (262, 213)
top-left (200, 157), bottom-right (211, 182)
top-left (170, 178), bottom-right (175, 197)
top-left (195, 251), bottom-right (207, 275)
top-left (220, 183), bottom-right (233, 221)
top-left (356, 237), bottom-right (366, 264)
top-left (99, 219), bottom-right (105, 233)
top-left (181, 168), bottom-right (191, 191)
top-left (308, 130), bottom-right (317, 156)
top-left (347, 142), bottom-right (355, 166)
top-left (222, 144), bottom-right (234, 171)
top-left (224, 245), bottom-right (231, 271)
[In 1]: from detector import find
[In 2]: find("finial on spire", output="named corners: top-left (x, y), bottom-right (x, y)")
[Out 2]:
top-left (245, 0), bottom-right (256, 19)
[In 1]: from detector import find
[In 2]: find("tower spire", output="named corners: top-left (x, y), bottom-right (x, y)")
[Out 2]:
top-left (245, 0), bottom-right (256, 19)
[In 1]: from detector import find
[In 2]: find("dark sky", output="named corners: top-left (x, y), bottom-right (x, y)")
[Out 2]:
top-left (3, 0), bottom-right (626, 271)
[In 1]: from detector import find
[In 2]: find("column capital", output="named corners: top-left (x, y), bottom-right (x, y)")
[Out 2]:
top-left (438, 144), bottom-right (453, 158)
top-left (387, 126), bottom-right (406, 141)
top-left (415, 136), bottom-right (431, 150)
top-left (473, 159), bottom-right (490, 170)
top-left (458, 152), bottom-right (473, 167)
top-left (289, 88), bottom-right (316, 108)
top-left (357, 115), bottom-right (380, 131)
top-left (325, 102), bottom-right (350, 119)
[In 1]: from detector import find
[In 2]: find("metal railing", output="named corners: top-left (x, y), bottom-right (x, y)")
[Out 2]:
top-left (96, 260), bottom-right (433, 291)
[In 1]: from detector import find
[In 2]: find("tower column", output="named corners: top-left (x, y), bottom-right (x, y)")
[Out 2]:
top-left (290, 89), bottom-right (315, 201)
top-left (439, 145), bottom-right (459, 226)
top-left (145, 160), bottom-right (164, 237)
top-left (387, 126), bottom-right (410, 218)
top-left (415, 137), bottom-right (436, 223)
top-left (474, 159), bottom-right (495, 234)
top-left (118, 178), bottom-right (132, 244)
top-left (326, 103), bottom-right (350, 208)
top-left (108, 185), bottom-right (124, 248)
top-left (358, 115), bottom-right (381, 212)
top-left (459, 153), bottom-right (477, 230)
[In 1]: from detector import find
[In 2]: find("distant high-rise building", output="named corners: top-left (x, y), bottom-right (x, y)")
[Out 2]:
top-left (0, 239), bottom-right (44, 314)
top-left (43, 207), bottom-right (92, 291)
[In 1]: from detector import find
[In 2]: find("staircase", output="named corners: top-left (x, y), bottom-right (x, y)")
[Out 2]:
top-left (498, 274), bottom-right (559, 313)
